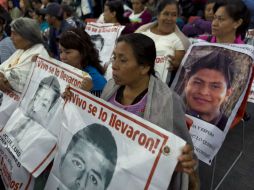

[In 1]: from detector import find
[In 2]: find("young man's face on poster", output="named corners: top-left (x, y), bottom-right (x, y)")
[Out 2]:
top-left (185, 68), bottom-right (232, 121)
top-left (29, 86), bottom-right (56, 120)
top-left (59, 138), bottom-right (112, 190)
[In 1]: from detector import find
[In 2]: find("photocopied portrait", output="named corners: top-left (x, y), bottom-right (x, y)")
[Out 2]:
top-left (58, 123), bottom-right (118, 190)
top-left (90, 34), bottom-right (104, 53)
top-left (7, 75), bottom-right (61, 149)
top-left (183, 51), bottom-right (234, 131)
top-left (26, 75), bottom-right (61, 126)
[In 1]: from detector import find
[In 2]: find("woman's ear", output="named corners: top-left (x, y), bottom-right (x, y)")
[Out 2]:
top-left (234, 18), bottom-right (243, 30)
top-left (113, 11), bottom-right (116, 18)
top-left (140, 64), bottom-right (150, 75)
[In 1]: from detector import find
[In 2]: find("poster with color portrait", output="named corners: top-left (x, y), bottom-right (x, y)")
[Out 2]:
top-left (171, 43), bottom-right (254, 164)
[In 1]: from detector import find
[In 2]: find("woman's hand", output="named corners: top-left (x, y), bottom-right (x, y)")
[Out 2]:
top-left (62, 85), bottom-right (73, 102)
top-left (80, 78), bottom-right (93, 91)
top-left (167, 50), bottom-right (185, 71)
top-left (0, 74), bottom-right (12, 93)
top-left (175, 144), bottom-right (196, 175)
top-left (62, 78), bottom-right (93, 101)
top-left (31, 54), bottom-right (38, 62)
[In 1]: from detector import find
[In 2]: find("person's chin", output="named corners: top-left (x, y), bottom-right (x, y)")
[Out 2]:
top-left (112, 75), bottom-right (122, 85)
top-left (211, 29), bottom-right (219, 36)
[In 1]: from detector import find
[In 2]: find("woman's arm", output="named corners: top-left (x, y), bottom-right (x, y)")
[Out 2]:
top-left (168, 50), bottom-right (185, 71)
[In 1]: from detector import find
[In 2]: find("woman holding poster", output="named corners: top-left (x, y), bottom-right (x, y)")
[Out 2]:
top-left (136, 0), bottom-right (190, 84)
top-left (59, 28), bottom-right (107, 96)
top-left (100, 33), bottom-right (198, 189)
top-left (0, 17), bottom-right (49, 93)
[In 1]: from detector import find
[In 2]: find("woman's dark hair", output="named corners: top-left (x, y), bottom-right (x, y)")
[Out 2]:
top-left (117, 33), bottom-right (156, 76)
top-left (105, 0), bottom-right (129, 25)
top-left (213, 0), bottom-right (250, 37)
top-left (207, 0), bottom-right (217, 4)
top-left (157, 0), bottom-right (179, 15)
top-left (59, 28), bottom-right (105, 75)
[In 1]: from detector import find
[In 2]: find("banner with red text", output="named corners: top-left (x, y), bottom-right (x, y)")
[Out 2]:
top-left (171, 43), bottom-right (254, 164)
top-left (45, 87), bottom-right (186, 190)
top-left (85, 23), bottom-right (124, 80)
top-left (0, 57), bottom-right (90, 189)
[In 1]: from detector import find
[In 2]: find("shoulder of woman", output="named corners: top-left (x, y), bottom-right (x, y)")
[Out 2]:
top-left (149, 76), bottom-right (174, 97)
top-left (135, 21), bottom-right (157, 33)
top-left (100, 79), bottom-right (118, 100)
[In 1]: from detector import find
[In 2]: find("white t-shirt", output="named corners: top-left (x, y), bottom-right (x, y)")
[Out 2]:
top-left (141, 29), bottom-right (184, 82)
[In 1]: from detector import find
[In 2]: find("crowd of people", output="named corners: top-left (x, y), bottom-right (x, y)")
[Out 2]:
top-left (0, 0), bottom-right (253, 189)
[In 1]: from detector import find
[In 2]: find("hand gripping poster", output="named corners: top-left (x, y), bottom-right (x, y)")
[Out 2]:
top-left (0, 56), bottom-right (89, 189)
top-left (45, 87), bottom-right (186, 190)
top-left (0, 89), bottom-right (21, 131)
top-left (171, 43), bottom-right (254, 164)
top-left (85, 23), bottom-right (125, 80)
top-left (247, 81), bottom-right (254, 103)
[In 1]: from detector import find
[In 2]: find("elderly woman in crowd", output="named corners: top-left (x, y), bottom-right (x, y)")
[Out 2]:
top-left (0, 17), bottom-right (49, 93)
top-left (59, 28), bottom-right (107, 96)
top-left (136, 0), bottom-right (190, 84)
top-left (64, 33), bottom-right (199, 189)
top-left (199, 0), bottom-right (250, 43)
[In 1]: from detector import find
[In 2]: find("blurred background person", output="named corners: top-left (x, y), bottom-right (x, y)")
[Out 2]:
top-left (125, 0), bottom-right (152, 33)
top-left (0, 8), bottom-right (15, 64)
top-left (0, 0), bottom-right (7, 10)
top-left (31, 0), bottom-right (44, 10)
top-left (243, 0), bottom-right (254, 29)
top-left (33, 8), bottom-right (49, 40)
top-left (41, 2), bottom-right (71, 58)
top-left (103, 0), bottom-right (131, 34)
top-left (61, 4), bottom-right (84, 28)
top-left (0, 4), bottom-right (12, 35)
top-left (199, 0), bottom-right (250, 43)
top-left (7, 0), bottom-right (21, 20)
top-left (182, 0), bottom-right (216, 37)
